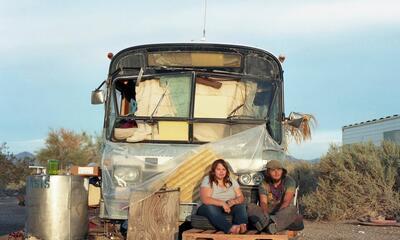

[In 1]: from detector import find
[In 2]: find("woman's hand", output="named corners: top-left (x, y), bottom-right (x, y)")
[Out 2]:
top-left (227, 188), bottom-right (245, 207)
top-left (222, 202), bottom-right (231, 213)
top-left (226, 199), bottom-right (235, 207)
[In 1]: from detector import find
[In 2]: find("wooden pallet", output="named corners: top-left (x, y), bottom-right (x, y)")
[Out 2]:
top-left (182, 229), bottom-right (297, 240)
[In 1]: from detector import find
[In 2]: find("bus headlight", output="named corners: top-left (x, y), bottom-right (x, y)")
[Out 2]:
top-left (238, 172), bottom-right (264, 186)
top-left (114, 166), bottom-right (141, 187)
top-left (252, 172), bottom-right (264, 185)
top-left (239, 174), bottom-right (252, 185)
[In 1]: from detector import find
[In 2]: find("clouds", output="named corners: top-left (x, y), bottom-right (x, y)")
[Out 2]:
top-left (1, 0), bottom-right (400, 55)
top-left (287, 130), bottom-right (342, 160)
top-left (0, 1), bottom-right (201, 55)
top-left (1, 0), bottom-right (399, 157)
top-left (6, 138), bottom-right (45, 154)
top-left (272, 0), bottom-right (400, 34)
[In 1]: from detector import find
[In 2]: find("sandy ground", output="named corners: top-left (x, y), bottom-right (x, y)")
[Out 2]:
top-left (1, 196), bottom-right (399, 239)
top-left (298, 220), bottom-right (400, 240)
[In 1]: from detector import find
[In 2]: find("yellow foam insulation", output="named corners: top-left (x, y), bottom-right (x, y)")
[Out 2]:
top-left (165, 148), bottom-right (220, 203)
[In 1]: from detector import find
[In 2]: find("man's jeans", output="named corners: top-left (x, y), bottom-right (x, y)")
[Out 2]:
top-left (197, 204), bottom-right (248, 233)
top-left (247, 203), bottom-right (300, 233)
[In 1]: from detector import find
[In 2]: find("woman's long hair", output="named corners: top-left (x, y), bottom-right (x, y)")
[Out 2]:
top-left (208, 159), bottom-right (232, 188)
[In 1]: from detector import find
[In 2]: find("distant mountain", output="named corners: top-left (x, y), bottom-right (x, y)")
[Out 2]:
top-left (309, 158), bottom-right (321, 164)
top-left (15, 151), bottom-right (35, 160)
top-left (285, 154), bottom-right (320, 163)
top-left (285, 154), bottom-right (302, 162)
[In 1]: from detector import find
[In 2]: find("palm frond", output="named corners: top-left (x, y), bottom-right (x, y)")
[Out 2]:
top-left (284, 113), bottom-right (317, 145)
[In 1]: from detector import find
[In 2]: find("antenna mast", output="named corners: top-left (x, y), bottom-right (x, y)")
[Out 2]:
top-left (201, 0), bottom-right (207, 41)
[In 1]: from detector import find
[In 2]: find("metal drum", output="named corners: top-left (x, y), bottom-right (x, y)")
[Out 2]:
top-left (25, 175), bottom-right (88, 240)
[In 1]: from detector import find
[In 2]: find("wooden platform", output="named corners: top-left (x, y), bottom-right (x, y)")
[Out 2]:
top-left (182, 229), bottom-right (297, 240)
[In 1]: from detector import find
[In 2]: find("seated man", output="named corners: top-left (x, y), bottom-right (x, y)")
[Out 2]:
top-left (247, 160), bottom-right (303, 234)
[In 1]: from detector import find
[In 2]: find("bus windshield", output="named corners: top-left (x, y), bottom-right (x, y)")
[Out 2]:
top-left (112, 73), bottom-right (275, 120)
top-left (108, 72), bottom-right (281, 143)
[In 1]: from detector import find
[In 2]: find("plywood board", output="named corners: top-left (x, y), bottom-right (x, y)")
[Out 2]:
top-left (127, 189), bottom-right (180, 240)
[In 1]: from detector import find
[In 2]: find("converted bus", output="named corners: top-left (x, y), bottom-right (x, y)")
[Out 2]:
top-left (91, 43), bottom-right (303, 221)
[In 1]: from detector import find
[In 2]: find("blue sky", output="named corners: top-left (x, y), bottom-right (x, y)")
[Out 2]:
top-left (1, 0), bottom-right (399, 159)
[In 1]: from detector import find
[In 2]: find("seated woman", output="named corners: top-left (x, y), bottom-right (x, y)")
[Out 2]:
top-left (197, 159), bottom-right (248, 234)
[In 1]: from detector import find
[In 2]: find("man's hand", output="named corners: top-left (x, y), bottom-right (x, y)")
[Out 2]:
top-left (259, 194), bottom-right (270, 215)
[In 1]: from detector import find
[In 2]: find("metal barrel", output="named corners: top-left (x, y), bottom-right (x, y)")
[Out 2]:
top-left (25, 175), bottom-right (88, 240)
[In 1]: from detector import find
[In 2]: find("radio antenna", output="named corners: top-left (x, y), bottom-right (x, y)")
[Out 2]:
top-left (201, 0), bottom-right (207, 41)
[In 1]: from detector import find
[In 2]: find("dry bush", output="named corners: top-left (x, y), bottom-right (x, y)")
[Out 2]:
top-left (0, 143), bottom-right (34, 194)
top-left (285, 160), bottom-right (319, 197)
top-left (301, 141), bottom-right (400, 220)
top-left (36, 128), bottom-right (102, 167)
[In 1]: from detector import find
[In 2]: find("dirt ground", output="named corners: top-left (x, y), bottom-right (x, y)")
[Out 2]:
top-left (1, 196), bottom-right (399, 239)
top-left (298, 220), bottom-right (400, 240)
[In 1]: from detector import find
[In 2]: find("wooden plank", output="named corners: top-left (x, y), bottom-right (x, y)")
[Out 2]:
top-left (127, 189), bottom-right (180, 240)
top-left (184, 229), bottom-right (205, 234)
top-left (287, 231), bottom-right (298, 238)
top-left (203, 230), bottom-right (217, 234)
top-left (182, 229), bottom-right (289, 240)
top-left (196, 77), bottom-right (223, 89)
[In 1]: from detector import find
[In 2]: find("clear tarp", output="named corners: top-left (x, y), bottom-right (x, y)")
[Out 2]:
top-left (101, 124), bottom-right (284, 218)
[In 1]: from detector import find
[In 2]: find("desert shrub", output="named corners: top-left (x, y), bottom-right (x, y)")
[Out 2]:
top-left (36, 128), bottom-right (102, 167)
top-left (0, 143), bottom-right (34, 194)
top-left (285, 160), bottom-right (319, 197)
top-left (302, 141), bottom-right (400, 220)
top-left (0, 143), bottom-right (16, 189)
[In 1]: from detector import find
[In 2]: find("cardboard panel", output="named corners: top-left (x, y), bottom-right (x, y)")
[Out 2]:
top-left (158, 121), bottom-right (188, 141)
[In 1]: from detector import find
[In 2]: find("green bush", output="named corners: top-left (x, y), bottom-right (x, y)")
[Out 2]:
top-left (301, 141), bottom-right (400, 220)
